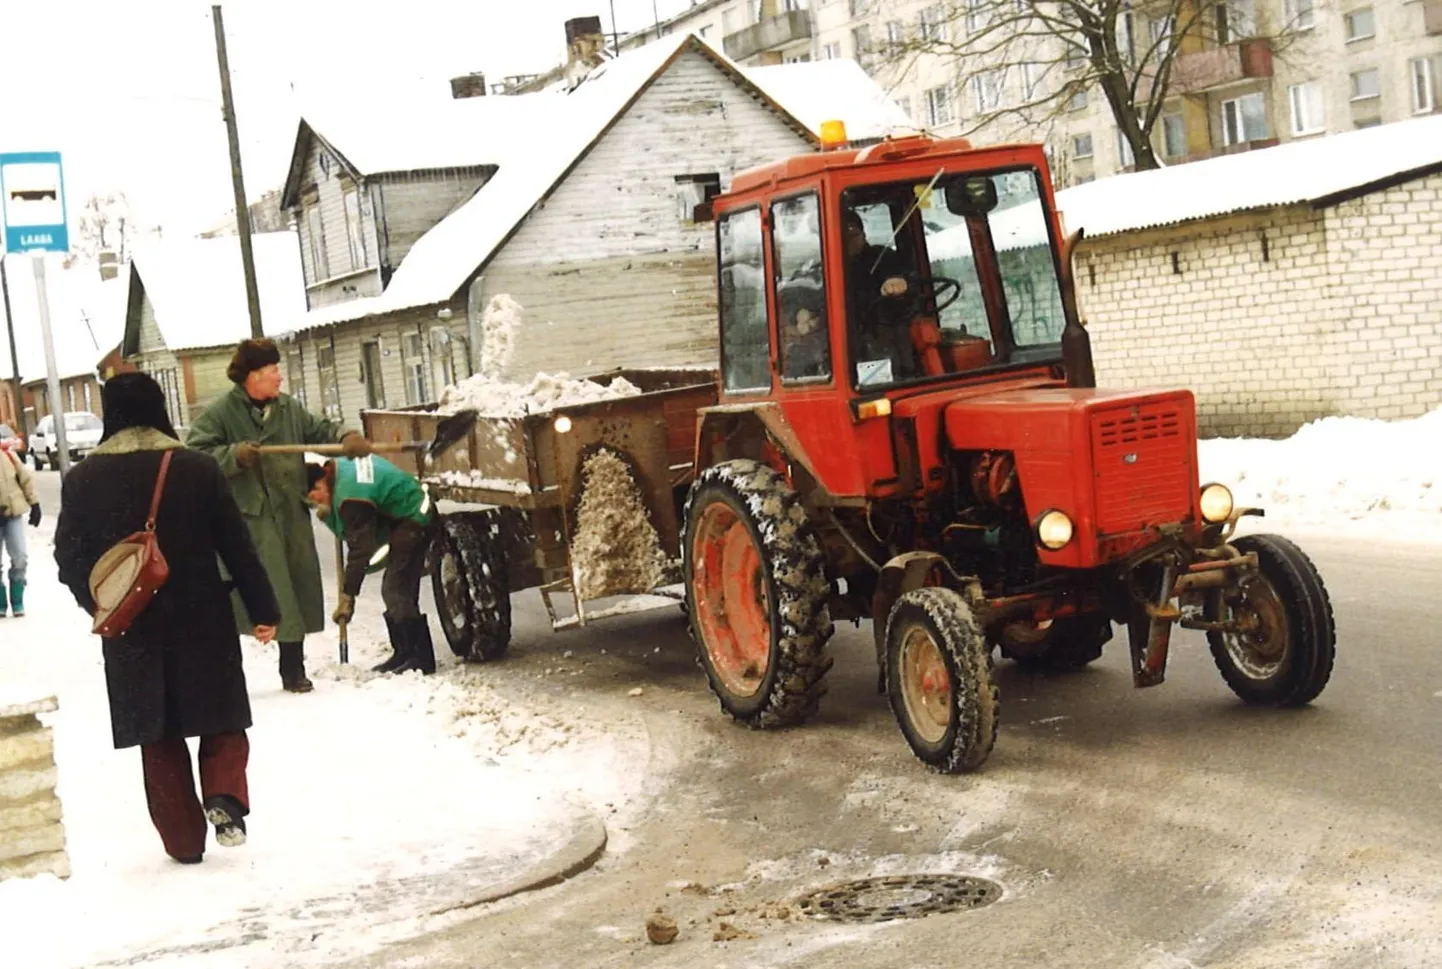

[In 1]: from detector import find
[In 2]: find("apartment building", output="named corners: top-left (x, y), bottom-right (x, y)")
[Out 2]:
top-left (620, 0), bottom-right (1441, 184)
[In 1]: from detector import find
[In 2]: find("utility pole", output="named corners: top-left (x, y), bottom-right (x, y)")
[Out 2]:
top-left (0, 256), bottom-right (21, 433)
top-left (212, 4), bottom-right (264, 339)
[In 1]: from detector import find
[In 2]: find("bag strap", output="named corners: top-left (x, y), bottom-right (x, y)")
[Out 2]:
top-left (145, 450), bottom-right (174, 533)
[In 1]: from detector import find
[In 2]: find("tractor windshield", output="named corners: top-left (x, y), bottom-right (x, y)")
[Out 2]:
top-left (842, 168), bottom-right (1066, 391)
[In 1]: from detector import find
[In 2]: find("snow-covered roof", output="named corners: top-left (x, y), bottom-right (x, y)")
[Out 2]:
top-left (1056, 114), bottom-right (1442, 239)
top-left (298, 35), bottom-right (911, 332)
top-left (746, 58), bottom-right (913, 144)
top-left (125, 232), bottom-right (305, 354)
top-left (0, 256), bottom-right (127, 383)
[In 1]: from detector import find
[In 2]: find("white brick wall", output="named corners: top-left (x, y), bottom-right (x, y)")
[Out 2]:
top-left (1075, 172), bottom-right (1442, 437)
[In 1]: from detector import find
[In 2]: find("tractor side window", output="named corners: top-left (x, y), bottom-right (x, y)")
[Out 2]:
top-left (773, 193), bottom-right (830, 384)
top-left (990, 171), bottom-right (1067, 348)
top-left (717, 207), bottom-right (770, 394)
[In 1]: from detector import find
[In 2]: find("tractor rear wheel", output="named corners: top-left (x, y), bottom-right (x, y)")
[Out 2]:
top-left (1207, 534), bottom-right (1335, 706)
top-left (1001, 615), bottom-right (1113, 671)
top-left (885, 587), bottom-right (999, 773)
top-left (683, 460), bottom-right (834, 728)
top-left (431, 511), bottom-right (512, 663)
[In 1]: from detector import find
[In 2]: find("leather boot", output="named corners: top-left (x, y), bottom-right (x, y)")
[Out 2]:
top-left (278, 642), bottom-right (313, 693)
top-left (372, 614), bottom-right (410, 674)
top-left (390, 618), bottom-right (436, 675)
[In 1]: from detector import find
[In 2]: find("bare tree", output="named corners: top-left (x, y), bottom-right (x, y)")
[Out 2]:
top-left (75, 191), bottom-right (134, 263)
top-left (880, 0), bottom-right (1297, 172)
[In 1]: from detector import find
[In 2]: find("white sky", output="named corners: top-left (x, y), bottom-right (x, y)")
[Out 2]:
top-left (0, 0), bottom-right (695, 242)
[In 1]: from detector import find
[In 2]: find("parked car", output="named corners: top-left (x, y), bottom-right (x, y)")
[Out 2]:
top-left (0, 423), bottom-right (24, 459)
top-left (29, 412), bottom-right (104, 470)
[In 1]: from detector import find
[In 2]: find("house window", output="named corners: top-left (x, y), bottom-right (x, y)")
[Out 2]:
top-left (1412, 58), bottom-right (1437, 114)
top-left (966, 0), bottom-right (985, 33)
top-left (1072, 133), bottom-right (1094, 158)
top-left (926, 85), bottom-right (955, 125)
top-left (1284, 0), bottom-right (1315, 30)
top-left (286, 346), bottom-right (307, 408)
top-left (886, 19), bottom-right (906, 44)
top-left (1022, 63), bottom-right (1043, 101)
top-left (1066, 41), bottom-right (1087, 68)
top-left (402, 332), bottom-right (427, 406)
top-left (718, 207), bottom-right (769, 394)
top-left (895, 96), bottom-right (913, 121)
top-left (748, 0), bottom-right (762, 23)
top-left (83, 383), bottom-right (93, 413)
top-left (305, 200), bottom-right (328, 282)
top-left (822, 41), bottom-right (841, 59)
top-left (429, 326), bottom-right (457, 398)
top-left (1069, 87), bottom-right (1089, 110)
top-left (849, 0), bottom-right (871, 16)
top-left (342, 183), bottom-right (367, 272)
top-left (973, 70), bottom-right (1005, 113)
top-left (1217, 3), bottom-right (1233, 43)
top-left (919, 6), bottom-right (946, 41)
top-left (1344, 8), bottom-right (1375, 41)
top-left (1116, 128), bottom-right (1135, 167)
top-left (852, 24), bottom-right (872, 54)
top-left (1119, 11), bottom-right (1136, 63)
top-left (1289, 82), bottom-right (1326, 134)
top-left (1349, 68), bottom-right (1380, 101)
top-left (1148, 15), bottom-right (1174, 43)
top-left (773, 194), bottom-right (831, 384)
top-left (1221, 92), bottom-right (1268, 145)
top-left (676, 173), bottom-right (722, 223)
top-left (1162, 112), bottom-right (1186, 157)
top-left (316, 344), bottom-right (341, 420)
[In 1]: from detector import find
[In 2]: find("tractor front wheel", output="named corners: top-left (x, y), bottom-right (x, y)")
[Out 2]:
top-left (886, 587), bottom-right (999, 773)
top-left (431, 511), bottom-right (512, 663)
top-left (1207, 534), bottom-right (1335, 706)
top-left (683, 460), bottom-right (833, 728)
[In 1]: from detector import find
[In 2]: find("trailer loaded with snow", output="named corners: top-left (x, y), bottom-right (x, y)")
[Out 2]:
top-left (369, 128), bottom-right (1337, 774)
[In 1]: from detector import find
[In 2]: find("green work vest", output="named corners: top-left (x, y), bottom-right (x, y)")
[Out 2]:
top-left (323, 455), bottom-right (433, 544)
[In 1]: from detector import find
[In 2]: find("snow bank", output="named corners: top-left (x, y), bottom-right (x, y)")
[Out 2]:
top-left (1200, 408), bottom-right (1442, 528)
top-left (570, 449), bottom-right (669, 601)
top-left (437, 371), bottom-right (643, 418)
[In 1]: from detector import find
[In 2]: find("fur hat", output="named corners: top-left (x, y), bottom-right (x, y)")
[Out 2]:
top-left (227, 338), bottom-right (282, 384)
top-left (101, 372), bottom-right (179, 442)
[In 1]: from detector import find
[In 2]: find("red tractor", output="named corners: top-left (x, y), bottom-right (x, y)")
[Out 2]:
top-left (681, 131), bottom-right (1335, 772)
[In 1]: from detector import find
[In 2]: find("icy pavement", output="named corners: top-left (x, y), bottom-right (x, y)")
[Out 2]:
top-left (0, 521), bottom-right (651, 969)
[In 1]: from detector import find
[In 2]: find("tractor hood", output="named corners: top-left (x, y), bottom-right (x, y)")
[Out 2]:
top-left (941, 386), bottom-right (1196, 454)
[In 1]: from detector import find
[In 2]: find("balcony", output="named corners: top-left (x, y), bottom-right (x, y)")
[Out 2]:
top-left (723, 10), bottom-right (813, 63)
top-left (1168, 39), bottom-right (1273, 96)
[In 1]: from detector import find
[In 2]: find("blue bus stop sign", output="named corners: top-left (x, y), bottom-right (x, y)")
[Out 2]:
top-left (0, 151), bottom-right (70, 253)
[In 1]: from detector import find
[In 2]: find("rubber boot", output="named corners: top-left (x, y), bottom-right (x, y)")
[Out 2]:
top-left (278, 642), bottom-right (314, 693)
top-left (0, 582), bottom-right (8, 617)
top-left (8, 580), bottom-right (24, 618)
top-left (390, 618), bottom-right (436, 675)
top-left (372, 614), bottom-right (410, 674)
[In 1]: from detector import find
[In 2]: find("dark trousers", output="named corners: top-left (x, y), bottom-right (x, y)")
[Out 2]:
top-left (381, 521), bottom-right (430, 620)
top-left (140, 732), bottom-right (249, 860)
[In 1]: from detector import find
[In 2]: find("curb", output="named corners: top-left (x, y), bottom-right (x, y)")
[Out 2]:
top-left (429, 812), bottom-right (608, 917)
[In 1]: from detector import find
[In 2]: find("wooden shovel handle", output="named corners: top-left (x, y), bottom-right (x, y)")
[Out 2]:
top-left (256, 441), bottom-right (425, 455)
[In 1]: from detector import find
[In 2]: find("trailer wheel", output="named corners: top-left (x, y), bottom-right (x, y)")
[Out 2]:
top-left (683, 460), bottom-right (834, 728)
top-left (1207, 534), bottom-right (1335, 706)
top-left (885, 587), bottom-right (999, 773)
top-left (431, 512), bottom-right (512, 663)
top-left (1001, 615), bottom-right (1113, 671)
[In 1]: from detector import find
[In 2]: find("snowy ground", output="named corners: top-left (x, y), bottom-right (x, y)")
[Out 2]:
top-left (0, 515), bottom-right (654, 969)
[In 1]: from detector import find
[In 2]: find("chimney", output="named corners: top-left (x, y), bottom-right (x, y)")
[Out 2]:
top-left (565, 16), bottom-right (606, 66)
top-left (450, 72), bottom-right (488, 99)
top-left (98, 250), bottom-right (119, 281)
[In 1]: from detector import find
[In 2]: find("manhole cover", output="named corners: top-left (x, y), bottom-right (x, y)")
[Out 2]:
top-left (796, 874), bottom-right (1002, 924)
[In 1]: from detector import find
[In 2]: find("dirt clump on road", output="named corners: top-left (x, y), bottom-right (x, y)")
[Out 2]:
top-left (645, 911), bottom-right (679, 945)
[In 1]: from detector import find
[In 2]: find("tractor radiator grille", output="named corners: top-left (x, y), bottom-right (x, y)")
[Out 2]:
top-left (1090, 404), bottom-right (1192, 535)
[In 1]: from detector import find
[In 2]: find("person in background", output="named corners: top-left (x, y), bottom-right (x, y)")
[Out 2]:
top-left (304, 456), bottom-right (437, 675)
top-left (843, 209), bottom-right (918, 381)
top-left (54, 373), bottom-right (281, 865)
top-left (0, 435), bottom-right (41, 618)
top-left (186, 339), bottom-right (372, 693)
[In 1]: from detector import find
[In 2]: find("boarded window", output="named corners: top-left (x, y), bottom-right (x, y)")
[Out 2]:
top-left (305, 200), bottom-right (329, 282)
top-left (717, 207), bottom-right (770, 394)
top-left (402, 332), bottom-right (428, 405)
top-left (317, 344), bottom-right (342, 420)
top-left (342, 184), bottom-right (367, 272)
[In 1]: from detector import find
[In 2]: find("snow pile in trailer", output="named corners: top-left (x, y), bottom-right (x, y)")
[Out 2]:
top-left (570, 449), bottom-right (669, 601)
top-left (437, 371), bottom-right (643, 418)
top-left (1199, 407), bottom-right (1442, 524)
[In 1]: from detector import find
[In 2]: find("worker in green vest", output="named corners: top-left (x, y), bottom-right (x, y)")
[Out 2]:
top-left (304, 455), bottom-right (437, 675)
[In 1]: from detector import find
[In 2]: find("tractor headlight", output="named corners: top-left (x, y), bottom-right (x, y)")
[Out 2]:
top-left (1034, 509), bottom-right (1075, 550)
top-left (1199, 483), bottom-right (1234, 524)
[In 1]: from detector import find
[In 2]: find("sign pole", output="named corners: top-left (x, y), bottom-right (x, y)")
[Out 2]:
top-left (211, 4), bottom-right (264, 340)
top-left (0, 256), bottom-right (22, 433)
top-left (32, 254), bottom-right (70, 475)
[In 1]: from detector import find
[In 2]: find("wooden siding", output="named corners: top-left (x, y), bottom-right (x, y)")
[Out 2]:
top-left (136, 292), bottom-right (166, 354)
top-left (372, 168), bottom-right (494, 272)
top-left (295, 139), bottom-right (383, 308)
top-left (187, 351), bottom-right (234, 412)
top-left (477, 48), bottom-right (809, 379)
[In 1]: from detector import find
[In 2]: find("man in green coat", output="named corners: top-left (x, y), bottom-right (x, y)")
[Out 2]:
top-left (187, 339), bottom-right (372, 693)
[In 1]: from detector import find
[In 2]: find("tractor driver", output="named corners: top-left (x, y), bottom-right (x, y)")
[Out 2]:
top-left (843, 209), bottom-right (918, 384)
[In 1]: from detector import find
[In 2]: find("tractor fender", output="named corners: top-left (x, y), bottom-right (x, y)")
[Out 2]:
top-left (871, 551), bottom-right (951, 671)
top-left (694, 403), bottom-right (830, 501)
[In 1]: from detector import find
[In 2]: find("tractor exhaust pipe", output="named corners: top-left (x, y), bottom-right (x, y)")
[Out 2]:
top-left (1057, 227), bottom-right (1096, 389)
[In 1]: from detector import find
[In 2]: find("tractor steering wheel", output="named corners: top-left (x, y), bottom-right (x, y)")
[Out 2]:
top-left (867, 272), bottom-right (964, 320)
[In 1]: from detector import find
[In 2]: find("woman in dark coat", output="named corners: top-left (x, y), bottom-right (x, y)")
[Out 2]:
top-left (54, 373), bottom-right (281, 865)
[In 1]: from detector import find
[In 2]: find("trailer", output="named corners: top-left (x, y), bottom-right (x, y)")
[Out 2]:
top-left (362, 368), bottom-right (717, 660)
